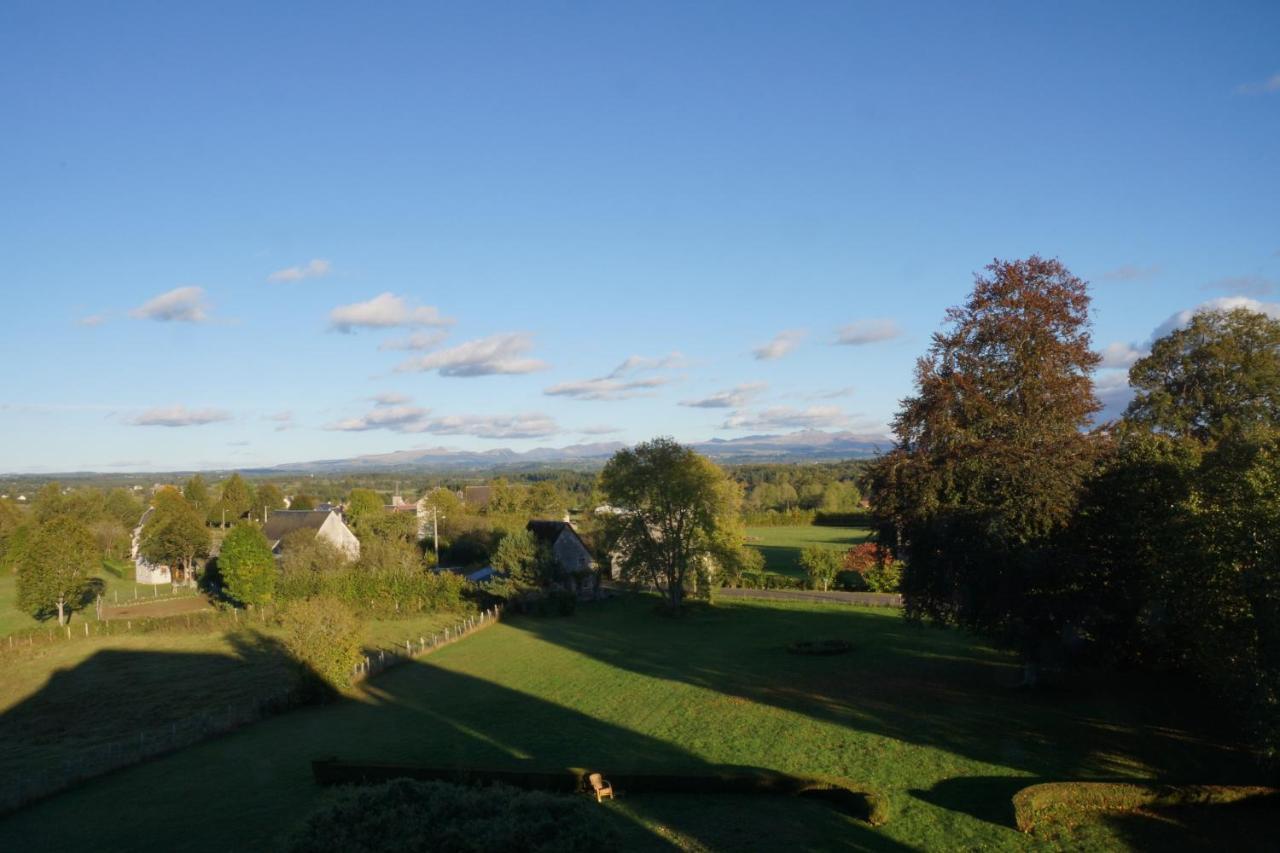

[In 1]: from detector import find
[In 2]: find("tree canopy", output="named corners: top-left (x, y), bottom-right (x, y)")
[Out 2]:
top-left (872, 257), bottom-right (1101, 672)
top-left (219, 524), bottom-right (277, 607)
top-left (1124, 307), bottom-right (1280, 443)
top-left (600, 437), bottom-right (750, 610)
top-left (18, 515), bottom-right (98, 625)
top-left (139, 488), bottom-right (211, 583)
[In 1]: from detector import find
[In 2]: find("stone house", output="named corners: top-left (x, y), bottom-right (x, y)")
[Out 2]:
top-left (526, 520), bottom-right (595, 585)
top-left (262, 510), bottom-right (361, 560)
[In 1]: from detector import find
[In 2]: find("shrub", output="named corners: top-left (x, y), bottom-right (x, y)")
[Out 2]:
top-left (835, 570), bottom-right (869, 592)
top-left (281, 596), bottom-right (364, 691)
top-left (799, 547), bottom-right (842, 591)
top-left (1011, 782), bottom-right (1280, 834)
top-left (280, 529), bottom-right (351, 575)
top-left (278, 566), bottom-right (465, 618)
top-left (842, 543), bottom-right (900, 592)
top-left (288, 778), bottom-right (620, 853)
top-left (219, 525), bottom-right (277, 607)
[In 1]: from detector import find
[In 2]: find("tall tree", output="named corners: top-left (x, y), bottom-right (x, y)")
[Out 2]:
top-left (219, 524), bottom-right (277, 607)
top-left (345, 488), bottom-right (385, 539)
top-left (18, 516), bottom-right (97, 625)
top-left (183, 474), bottom-right (211, 513)
top-left (600, 437), bottom-right (750, 611)
top-left (250, 483), bottom-right (286, 521)
top-left (215, 473), bottom-right (253, 526)
top-left (290, 494), bottom-right (318, 511)
top-left (871, 257), bottom-right (1101, 680)
top-left (139, 488), bottom-right (211, 584)
top-left (1124, 307), bottom-right (1280, 443)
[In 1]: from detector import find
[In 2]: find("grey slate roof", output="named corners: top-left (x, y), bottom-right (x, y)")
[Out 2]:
top-left (263, 510), bottom-right (333, 544)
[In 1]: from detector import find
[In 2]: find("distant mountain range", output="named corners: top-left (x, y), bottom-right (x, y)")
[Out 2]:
top-left (266, 430), bottom-right (890, 473)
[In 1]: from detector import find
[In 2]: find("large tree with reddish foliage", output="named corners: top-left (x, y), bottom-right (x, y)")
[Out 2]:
top-left (871, 257), bottom-right (1101, 681)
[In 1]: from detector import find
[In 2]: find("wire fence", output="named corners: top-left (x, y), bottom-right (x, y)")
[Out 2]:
top-left (0, 605), bottom-right (504, 816)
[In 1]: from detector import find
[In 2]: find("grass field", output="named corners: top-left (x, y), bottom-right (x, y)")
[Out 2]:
top-left (0, 610), bottom-right (466, 793)
top-left (0, 595), bottom-right (1255, 851)
top-left (0, 559), bottom-right (201, 638)
top-left (744, 524), bottom-right (871, 577)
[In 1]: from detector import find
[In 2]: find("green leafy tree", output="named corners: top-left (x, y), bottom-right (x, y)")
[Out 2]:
top-left (345, 488), bottom-right (386, 539)
top-left (525, 481), bottom-right (563, 517)
top-left (183, 474), bottom-right (211, 513)
top-left (600, 437), bottom-right (751, 611)
top-left (219, 524), bottom-right (277, 607)
top-left (799, 547), bottom-right (841, 591)
top-left (491, 529), bottom-right (541, 586)
top-left (18, 515), bottom-right (97, 625)
top-left (871, 257), bottom-right (1102, 682)
top-left (215, 473), bottom-right (253, 526)
top-left (1125, 308), bottom-right (1280, 443)
top-left (281, 529), bottom-right (351, 574)
top-left (140, 488), bottom-right (211, 584)
top-left (250, 483), bottom-right (285, 521)
top-left (31, 482), bottom-right (66, 523)
top-left (290, 494), bottom-right (318, 511)
top-left (281, 596), bottom-right (364, 690)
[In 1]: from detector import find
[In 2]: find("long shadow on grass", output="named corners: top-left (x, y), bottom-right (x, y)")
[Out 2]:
top-left (505, 595), bottom-right (1260, 829)
top-left (0, 639), bottom-right (909, 852)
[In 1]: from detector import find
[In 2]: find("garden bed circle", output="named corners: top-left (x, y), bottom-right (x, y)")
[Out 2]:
top-left (787, 639), bottom-right (851, 656)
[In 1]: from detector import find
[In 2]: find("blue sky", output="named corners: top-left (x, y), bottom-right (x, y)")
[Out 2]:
top-left (1, 1), bottom-right (1278, 472)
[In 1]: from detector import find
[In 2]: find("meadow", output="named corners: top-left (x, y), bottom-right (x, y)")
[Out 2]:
top-left (0, 595), bottom-right (1256, 851)
top-left (744, 524), bottom-right (870, 577)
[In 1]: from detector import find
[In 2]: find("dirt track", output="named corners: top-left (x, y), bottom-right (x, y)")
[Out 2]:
top-left (100, 595), bottom-right (213, 621)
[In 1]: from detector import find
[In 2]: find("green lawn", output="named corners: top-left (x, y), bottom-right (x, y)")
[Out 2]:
top-left (0, 595), bottom-right (1253, 851)
top-left (0, 559), bottom-right (202, 638)
top-left (745, 524), bottom-right (870, 577)
top-left (0, 610), bottom-right (467, 803)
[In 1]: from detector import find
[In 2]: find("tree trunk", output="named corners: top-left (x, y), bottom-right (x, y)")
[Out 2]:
top-left (56, 598), bottom-right (66, 627)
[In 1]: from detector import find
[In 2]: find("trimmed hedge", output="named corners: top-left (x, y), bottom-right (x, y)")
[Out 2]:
top-left (312, 760), bottom-right (890, 827)
top-left (277, 568), bottom-right (466, 617)
top-left (1011, 782), bottom-right (1280, 833)
top-left (288, 778), bottom-right (618, 853)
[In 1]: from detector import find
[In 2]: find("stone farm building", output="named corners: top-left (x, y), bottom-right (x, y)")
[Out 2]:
top-left (262, 510), bottom-right (360, 560)
top-left (130, 507), bottom-right (171, 585)
top-left (526, 520), bottom-right (595, 584)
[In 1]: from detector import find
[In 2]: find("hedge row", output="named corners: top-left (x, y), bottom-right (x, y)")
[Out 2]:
top-left (732, 572), bottom-right (806, 591)
top-left (1011, 782), bottom-right (1280, 833)
top-left (311, 760), bottom-right (889, 827)
top-left (277, 568), bottom-right (466, 617)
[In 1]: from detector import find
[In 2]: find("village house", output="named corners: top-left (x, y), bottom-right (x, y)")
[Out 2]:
top-left (526, 519), bottom-right (596, 589)
top-left (262, 509), bottom-right (360, 560)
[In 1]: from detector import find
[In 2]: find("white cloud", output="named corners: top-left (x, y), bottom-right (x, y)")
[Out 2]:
top-left (268, 258), bottom-right (332, 283)
top-left (753, 329), bottom-right (805, 360)
top-left (607, 352), bottom-right (686, 378)
top-left (77, 314), bottom-right (106, 327)
top-left (329, 292), bottom-right (454, 332)
top-left (130, 286), bottom-right (210, 323)
top-left (1100, 264), bottom-right (1162, 282)
top-left (1236, 72), bottom-right (1280, 95)
top-left (1150, 296), bottom-right (1280, 343)
top-left (680, 382), bottom-right (768, 409)
top-left (326, 406), bottom-right (559, 439)
top-left (267, 410), bottom-right (295, 431)
top-left (721, 405), bottom-right (852, 430)
top-left (1099, 342), bottom-right (1145, 369)
top-left (414, 412), bottom-right (559, 439)
top-left (1095, 370), bottom-right (1135, 421)
top-left (395, 332), bottom-right (548, 377)
top-left (545, 375), bottom-right (671, 401)
top-left (131, 405), bottom-right (232, 427)
top-left (578, 424), bottom-right (622, 435)
top-left (378, 330), bottom-right (449, 351)
top-left (371, 392), bottom-right (411, 406)
top-left (328, 405), bottom-right (429, 431)
top-left (835, 319), bottom-right (901, 346)
top-left (545, 352), bottom-right (685, 401)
